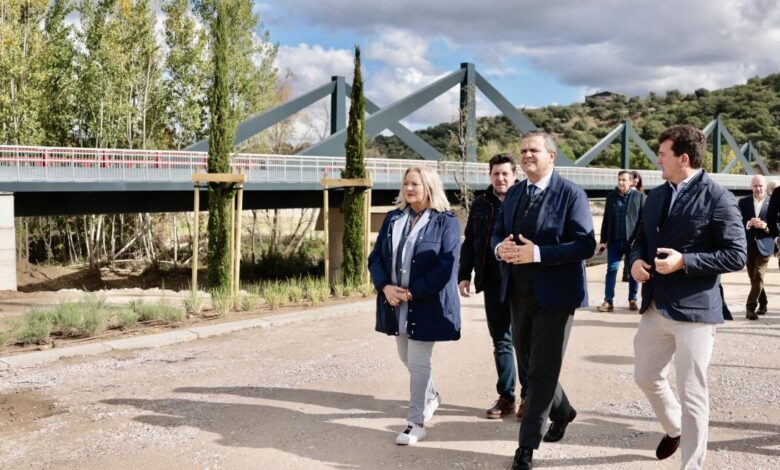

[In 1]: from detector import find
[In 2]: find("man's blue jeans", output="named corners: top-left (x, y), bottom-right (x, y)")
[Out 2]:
top-left (604, 240), bottom-right (638, 304)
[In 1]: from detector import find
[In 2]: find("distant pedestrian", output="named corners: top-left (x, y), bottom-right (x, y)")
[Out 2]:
top-left (738, 175), bottom-right (773, 319)
top-left (631, 170), bottom-right (644, 193)
top-left (368, 165), bottom-right (461, 446)
top-left (596, 170), bottom-right (645, 312)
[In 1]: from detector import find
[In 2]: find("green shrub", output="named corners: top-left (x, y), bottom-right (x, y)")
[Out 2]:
top-left (113, 309), bottom-right (140, 330)
top-left (358, 282), bottom-right (375, 297)
top-left (130, 299), bottom-right (185, 324)
top-left (184, 290), bottom-right (204, 314)
top-left (263, 283), bottom-right (287, 310)
top-left (303, 277), bottom-right (329, 305)
top-left (210, 288), bottom-right (232, 315)
top-left (50, 302), bottom-right (84, 336)
top-left (82, 308), bottom-right (108, 336)
top-left (237, 292), bottom-right (260, 312)
top-left (18, 309), bottom-right (52, 345)
top-left (332, 283), bottom-right (346, 298)
top-left (239, 247), bottom-right (323, 281)
top-left (48, 294), bottom-right (110, 337)
top-left (286, 281), bottom-right (304, 303)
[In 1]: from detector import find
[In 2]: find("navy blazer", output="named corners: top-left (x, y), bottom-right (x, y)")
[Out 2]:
top-left (490, 170), bottom-right (596, 311)
top-left (628, 171), bottom-right (747, 323)
top-left (738, 195), bottom-right (775, 257)
top-left (368, 209), bottom-right (461, 341)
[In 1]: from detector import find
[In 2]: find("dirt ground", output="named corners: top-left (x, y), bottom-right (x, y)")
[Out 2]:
top-left (0, 263), bottom-right (779, 469)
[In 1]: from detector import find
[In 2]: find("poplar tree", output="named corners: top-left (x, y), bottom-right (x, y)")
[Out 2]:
top-left (340, 46), bottom-right (367, 285)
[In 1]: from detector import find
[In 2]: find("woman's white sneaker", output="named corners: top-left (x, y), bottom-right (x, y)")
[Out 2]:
top-left (395, 422), bottom-right (427, 445)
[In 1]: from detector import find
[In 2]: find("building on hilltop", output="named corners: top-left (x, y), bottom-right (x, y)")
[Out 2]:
top-left (585, 91), bottom-right (623, 103)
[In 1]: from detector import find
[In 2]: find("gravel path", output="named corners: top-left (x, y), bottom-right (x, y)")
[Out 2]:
top-left (1, 264), bottom-right (779, 469)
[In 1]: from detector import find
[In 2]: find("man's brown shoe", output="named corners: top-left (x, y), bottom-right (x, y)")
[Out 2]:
top-left (629, 300), bottom-right (639, 311)
top-left (486, 397), bottom-right (515, 419)
top-left (516, 398), bottom-right (526, 421)
top-left (655, 434), bottom-right (680, 460)
top-left (597, 302), bottom-right (614, 312)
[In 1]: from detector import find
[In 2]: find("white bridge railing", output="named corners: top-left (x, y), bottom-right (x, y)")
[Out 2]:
top-left (0, 145), bottom-right (758, 190)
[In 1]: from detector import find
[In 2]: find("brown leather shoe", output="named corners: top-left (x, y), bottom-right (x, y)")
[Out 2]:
top-left (655, 434), bottom-right (680, 460)
top-left (629, 300), bottom-right (639, 311)
top-left (486, 397), bottom-right (515, 419)
top-left (516, 398), bottom-right (526, 421)
top-left (597, 301), bottom-right (614, 312)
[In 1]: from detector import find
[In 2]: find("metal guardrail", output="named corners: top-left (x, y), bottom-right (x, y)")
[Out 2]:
top-left (0, 145), bottom-right (763, 191)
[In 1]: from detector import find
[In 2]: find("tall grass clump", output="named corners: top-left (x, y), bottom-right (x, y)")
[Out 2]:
top-left (49, 294), bottom-right (110, 337)
top-left (262, 282), bottom-right (287, 310)
top-left (130, 299), bottom-right (185, 324)
top-left (184, 289), bottom-right (204, 314)
top-left (286, 279), bottom-right (305, 303)
top-left (210, 287), bottom-right (232, 316)
top-left (113, 309), bottom-right (140, 330)
top-left (18, 308), bottom-right (52, 345)
top-left (303, 277), bottom-right (329, 305)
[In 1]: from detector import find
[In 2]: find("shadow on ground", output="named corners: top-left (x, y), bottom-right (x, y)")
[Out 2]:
top-left (102, 387), bottom-right (663, 468)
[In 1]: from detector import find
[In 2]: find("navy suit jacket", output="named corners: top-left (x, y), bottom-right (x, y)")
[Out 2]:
top-left (490, 170), bottom-right (596, 311)
top-left (628, 171), bottom-right (747, 324)
top-left (738, 195), bottom-right (775, 257)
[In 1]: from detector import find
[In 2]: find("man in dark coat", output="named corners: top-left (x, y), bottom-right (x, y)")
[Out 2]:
top-left (492, 132), bottom-right (596, 470)
top-left (458, 153), bottom-right (528, 420)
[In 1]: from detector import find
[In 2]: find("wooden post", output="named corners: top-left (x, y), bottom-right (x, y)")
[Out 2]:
top-left (234, 184), bottom-right (244, 299)
top-left (192, 185), bottom-right (200, 297)
top-left (364, 188), bottom-right (372, 282)
top-left (323, 184), bottom-right (330, 286)
top-left (228, 191), bottom-right (236, 307)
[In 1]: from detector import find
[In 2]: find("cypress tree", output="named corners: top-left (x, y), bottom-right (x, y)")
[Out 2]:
top-left (340, 46), bottom-right (367, 285)
top-left (206, 0), bottom-right (234, 291)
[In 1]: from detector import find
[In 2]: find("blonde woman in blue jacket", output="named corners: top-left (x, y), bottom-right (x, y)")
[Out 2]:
top-left (368, 165), bottom-right (461, 446)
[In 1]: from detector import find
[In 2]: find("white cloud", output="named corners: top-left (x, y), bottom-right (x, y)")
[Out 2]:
top-left (275, 43), bottom-right (355, 98)
top-left (274, 0), bottom-right (780, 96)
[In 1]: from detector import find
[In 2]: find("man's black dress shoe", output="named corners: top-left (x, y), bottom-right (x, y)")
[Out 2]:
top-left (757, 305), bottom-right (768, 315)
top-left (543, 408), bottom-right (577, 442)
top-left (512, 447), bottom-right (533, 470)
top-left (655, 434), bottom-right (680, 460)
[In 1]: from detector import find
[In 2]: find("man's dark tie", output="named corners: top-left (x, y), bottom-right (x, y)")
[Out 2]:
top-left (528, 184), bottom-right (539, 198)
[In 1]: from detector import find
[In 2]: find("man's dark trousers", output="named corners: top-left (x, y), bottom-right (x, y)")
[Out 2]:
top-left (746, 243), bottom-right (769, 311)
top-left (509, 292), bottom-right (574, 448)
top-left (484, 282), bottom-right (527, 401)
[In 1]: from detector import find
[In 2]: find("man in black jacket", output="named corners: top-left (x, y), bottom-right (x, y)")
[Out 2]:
top-left (596, 170), bottom-right (646, 312)
top-left (458, 153), bottom-right (528, 420)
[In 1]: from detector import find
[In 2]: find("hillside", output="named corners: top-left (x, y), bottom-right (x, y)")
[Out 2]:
top-left (368, 73), bottom-right (780, 171)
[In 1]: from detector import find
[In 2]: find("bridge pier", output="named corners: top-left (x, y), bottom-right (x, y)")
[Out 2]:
top-left (0, 193), bottom-right (16, 290)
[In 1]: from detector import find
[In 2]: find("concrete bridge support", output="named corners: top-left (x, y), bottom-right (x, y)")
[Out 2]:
top-left (0, 193), bottom-right (16, 290)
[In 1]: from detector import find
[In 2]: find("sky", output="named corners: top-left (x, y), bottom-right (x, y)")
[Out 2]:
top-left (260, 0), bottom-right (780, 135)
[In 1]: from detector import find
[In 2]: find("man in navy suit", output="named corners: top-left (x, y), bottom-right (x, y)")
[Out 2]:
top-left (491, 132), bottom-right (596, 470)
top-left (629, 125), bottom-right (746, 469)
top-left (738, 175), bottom-right (774, 320)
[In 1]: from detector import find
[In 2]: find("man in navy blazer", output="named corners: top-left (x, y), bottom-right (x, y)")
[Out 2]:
top-left (738, 175), bottom-right (774, 319)
top-left (629, 125), bottom-right (746, 469)
top-left (491, 132), bottom-right (596, 470)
